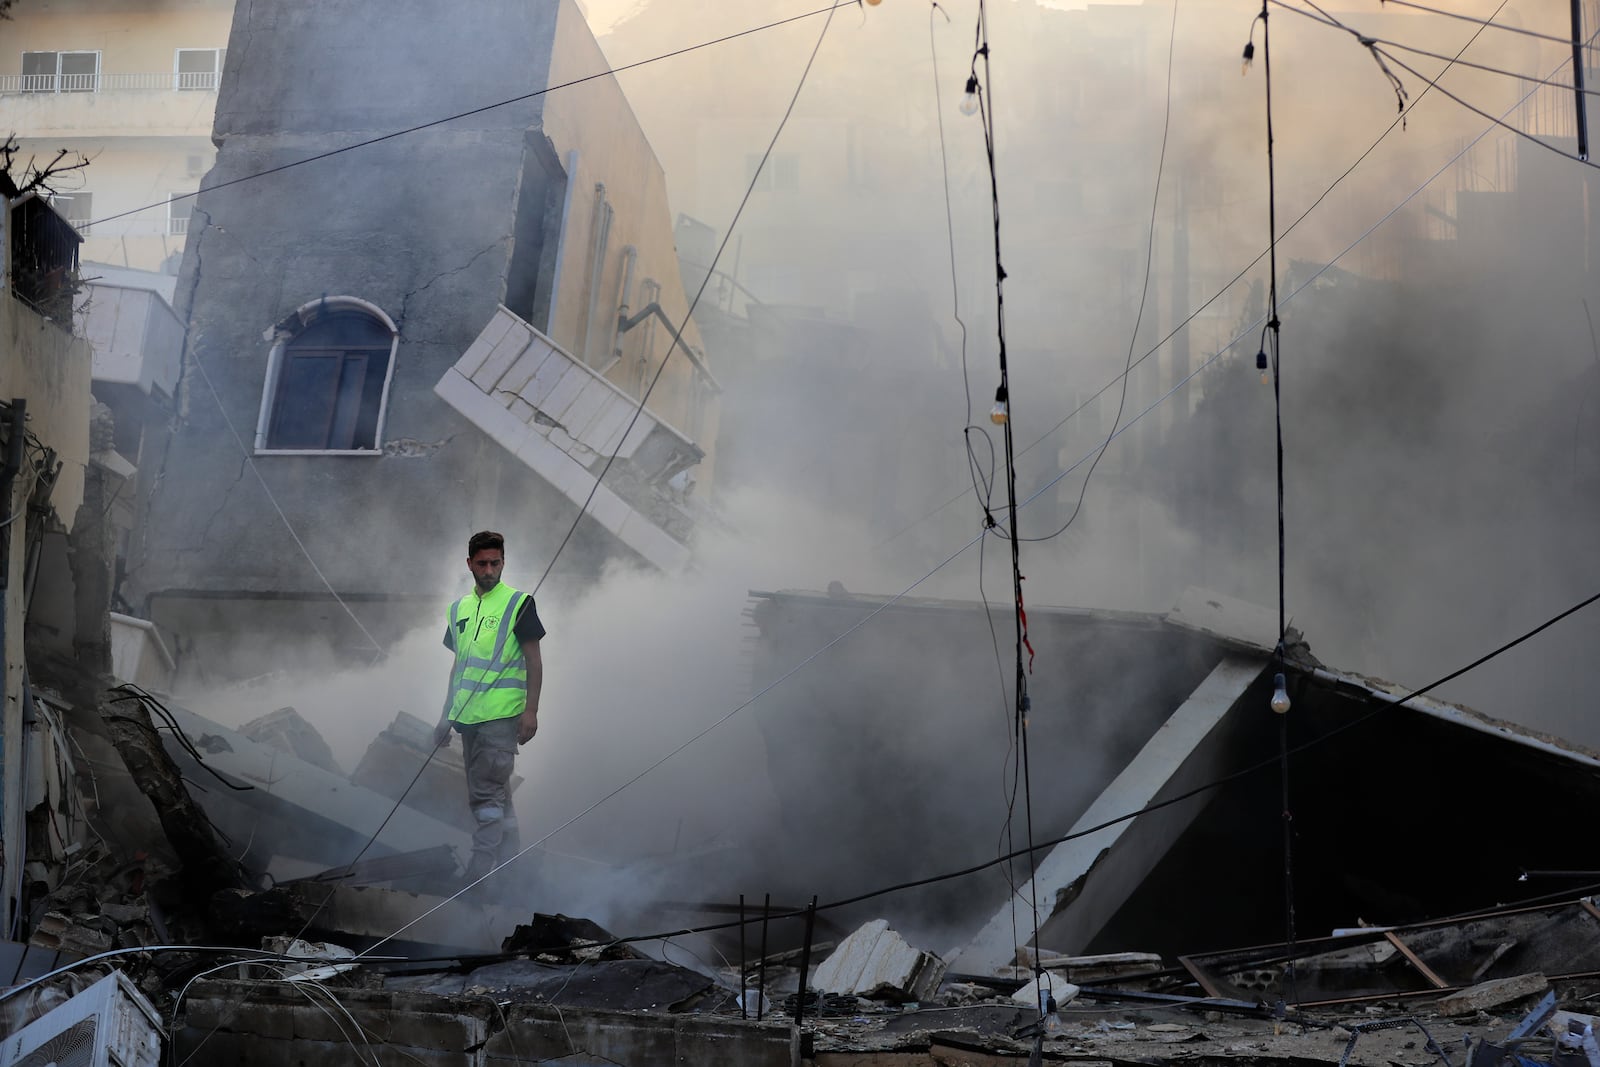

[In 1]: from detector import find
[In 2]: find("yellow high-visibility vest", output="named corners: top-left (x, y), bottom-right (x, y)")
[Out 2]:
top-left (445, 582), bottom-right (529, 725)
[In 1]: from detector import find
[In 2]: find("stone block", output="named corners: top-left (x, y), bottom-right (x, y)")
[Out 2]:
top-left (1433, 973), bottom-right (1549, 1016)
top-left (810, 919), bottom-right (947, 1002)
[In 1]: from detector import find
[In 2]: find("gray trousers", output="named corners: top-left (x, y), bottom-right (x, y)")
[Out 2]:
top-left (459, 716), bottom-right (520, 879)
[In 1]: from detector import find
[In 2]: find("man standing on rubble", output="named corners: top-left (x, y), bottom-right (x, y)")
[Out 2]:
top-left (433, 530), bottom-right (545, 883)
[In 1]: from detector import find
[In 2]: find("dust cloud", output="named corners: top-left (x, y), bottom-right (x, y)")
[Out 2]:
top-left (175, 0), bottom-right (1600, 949)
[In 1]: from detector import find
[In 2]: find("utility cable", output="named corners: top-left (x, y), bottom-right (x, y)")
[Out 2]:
top-left (193, 0), bottom-right (848, 953)
top-left (875, 0), bottom-right (1523, 552)
top-left (928, 0), bottom-right (1019, 923)
top-left (352, 1), bottom-right (844, 956)
top-left (966, 0), bottom-right (1047, 991)
top-left (564, 583), bottom-right (1600, 952)
top-left (356, 40), bottom-right (1566, 960)
top-left (1279, 1), bottom-right (1600, 174)
top-left (361, 69), bottom-right (1558, 958)
top-left (530, 0), bottom-right (840, 597)
top-left (1374, 44), bottom-right (1600, 172)
top-left (1249, 0), bottom-right (1298, 1006)
top-left (82, 2), bottom-right (853, 231)
top-left (1276, 1), bottom-right (1599, 97)
top-left (182, 344), bottom-right (385, 654)
top-left (1008, 0), bottom-right (1179, 546)
top-left (1378, 0), bottom-right (1577, 45)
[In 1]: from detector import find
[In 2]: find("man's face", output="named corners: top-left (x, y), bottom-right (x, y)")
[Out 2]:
top-left (469, 549), bottom-right (504, 593)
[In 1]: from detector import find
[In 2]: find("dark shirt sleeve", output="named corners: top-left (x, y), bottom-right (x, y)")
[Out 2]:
top-left (442, 623), bottom-right (455, 652)
top-left (513, 595), bottom-right (546, 643)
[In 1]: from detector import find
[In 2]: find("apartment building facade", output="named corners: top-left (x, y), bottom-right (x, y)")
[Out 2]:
top-left (1, 0), bottom-right (233, 272)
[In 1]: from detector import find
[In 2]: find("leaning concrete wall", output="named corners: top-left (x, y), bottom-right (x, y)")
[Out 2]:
top-left (123, 0), bottom-right (639, 680)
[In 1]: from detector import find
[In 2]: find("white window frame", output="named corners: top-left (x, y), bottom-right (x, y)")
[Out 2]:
top-left (254, 296), bottom-right (399, 456)
top-left (167, 192), bottom-right (190, 235)
top-left (48, 190), bottom-right (93, 234)
top-left (173, 47), bottom-right (225, 91)
top-left (21, 50), bottom-right (100, 93)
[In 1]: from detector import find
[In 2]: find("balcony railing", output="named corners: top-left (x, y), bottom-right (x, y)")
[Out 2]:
top-left (0, 71), bottom-right (221, 93)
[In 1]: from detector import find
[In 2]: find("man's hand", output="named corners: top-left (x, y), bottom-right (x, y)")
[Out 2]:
top-left (433, 720), bottom-right (453, 748)
top-left (517, 710), bottom-right (539, 746)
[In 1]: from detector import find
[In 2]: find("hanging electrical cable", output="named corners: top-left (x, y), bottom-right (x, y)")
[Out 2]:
top-left (961, 0), bottom-right (1047, 1024)
top-left (928, 0), bottom-right (1022, 927)
top-left (82, 2), bottom-right (854, 232)
top-left (1244, 0), bottom-right (1298, 1009)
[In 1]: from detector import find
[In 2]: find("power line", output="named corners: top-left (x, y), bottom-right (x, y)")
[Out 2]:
top-left (378, 76), bottom-right (1552, 953)
top-left (926, 0), bottom-right (1019, 922)
top-left (876, 0), bottom-right (1532, 552)
top-left (532, 5), bottom-right (838, 595)
top-left (1248, 0), bottom-right (1298, 1005)
top-left (352, 1), bottom-right (844, 958)
top-left (1379, 0), bottom-right (1578, 45)
top-left (359, 28), bottom-right (1570, 962)
top-left (575, 583), bottom-right (1600, 951)
top-left (82, 2), bottom-right (852, 230)
top-left (1011, 0), bottom-right (1180, 547)
top-left (964, 0), bottom-right (1047, 999)
top-left (1277, 1), bottom-right (1600, 97)
top-left (1375, 44), bottom-right (1600, 172)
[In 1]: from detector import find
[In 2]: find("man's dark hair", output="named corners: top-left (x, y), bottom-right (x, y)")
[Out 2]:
top-left (467, 530), bottom-right (505, 557)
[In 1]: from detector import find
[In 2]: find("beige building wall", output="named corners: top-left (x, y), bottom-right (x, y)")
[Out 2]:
top-left (0, 7), bottom-right (231, 76)
top-left (0, 279), bottom-right (93, 936)
top-left (543, 0), bottom-right (719, 491)
top-left (4, 0), bottom-right (233, 273)
top-left (33, 140), bottom-right (211, 271)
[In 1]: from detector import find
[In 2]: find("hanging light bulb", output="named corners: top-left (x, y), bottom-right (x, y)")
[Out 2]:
top-left (1270, 672), bottom-right (1291, 715)
top-left (959, 75), bottom-right (981, 116)
top-left (1256, 349), bottom-right (1270, 385)
top-left (1044, 993), bottom-right (1063, 1035)
top-left (990, 385), bottom-right (1009, 425)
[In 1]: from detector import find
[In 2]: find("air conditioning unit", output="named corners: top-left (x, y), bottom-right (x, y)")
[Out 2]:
top-left (0, 971), bottom-right (162, 1067)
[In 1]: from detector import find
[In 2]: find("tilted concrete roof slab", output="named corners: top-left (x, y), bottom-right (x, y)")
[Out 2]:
top-left (954, 654), bottom-right (1270, 975)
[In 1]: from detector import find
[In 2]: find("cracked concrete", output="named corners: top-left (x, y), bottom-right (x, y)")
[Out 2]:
top-left (398, 239), bottom-right (511, 332)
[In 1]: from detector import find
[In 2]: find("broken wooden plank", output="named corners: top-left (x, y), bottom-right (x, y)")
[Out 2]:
top-left (1385, 931), bottom-right (1448, 989)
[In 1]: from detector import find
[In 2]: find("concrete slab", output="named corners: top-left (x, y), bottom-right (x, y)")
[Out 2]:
top-left (158, 702), bottom-right (470, 875)
top-left (954, 654), bottom-right (1268, 974)
top-left (812, 919), bottom-right (948, 1002)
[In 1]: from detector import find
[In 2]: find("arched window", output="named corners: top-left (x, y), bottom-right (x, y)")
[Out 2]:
top-left (255, 298), bottom-right (398, 453)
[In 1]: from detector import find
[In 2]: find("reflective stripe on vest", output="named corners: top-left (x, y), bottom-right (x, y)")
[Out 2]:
top-left (446, 583), bottom-right (529, 725)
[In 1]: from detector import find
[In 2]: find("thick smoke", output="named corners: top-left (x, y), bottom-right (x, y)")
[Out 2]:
top-left (180, 0), bottom-right (1600, 952)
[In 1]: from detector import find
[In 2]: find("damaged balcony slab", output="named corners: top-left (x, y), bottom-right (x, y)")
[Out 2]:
top-left (955, 654), bottom-right (1269, 975)
top-left (436, 305), bottom-right (698, 571)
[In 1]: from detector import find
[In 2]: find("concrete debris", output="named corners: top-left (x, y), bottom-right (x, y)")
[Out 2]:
top-left (1433, 973), bottom-right (1550, 1016)
top-left (1009, 970), bottom-right (1081, 1010)
top-left (811, 918), bottom-right (948, 1003)
top-left (350, 710), bottom-right (520, 835)
top-left (502, 912), bottom-right (645, 961)
top-left (238, 706), bottom-right (343, 775)
top-left (389, 956), bottom-right (718, 1012)
top-left (1017, 948), bottom-right (1165, 983)
top-left (259, 935), bottom-right (360, 982)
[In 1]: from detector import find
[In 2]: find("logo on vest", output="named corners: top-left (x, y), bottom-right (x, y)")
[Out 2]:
top-left (484, 615), bottom-right (500, 630)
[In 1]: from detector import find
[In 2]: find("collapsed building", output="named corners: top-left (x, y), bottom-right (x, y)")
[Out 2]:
top-left (122, 0), bottom-right (722, 689)
top-left (10, 575), bottom-right (1600, 1063)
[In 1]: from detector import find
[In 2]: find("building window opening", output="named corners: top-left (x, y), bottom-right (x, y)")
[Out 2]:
top-left (48, 191), bottom-right (92, 233)
top-left (263, 308), bottom-right (395, 451)
top-left (175, 48), bottom-right (225, 90)
top-left (167, 193), bottom-right (189, 235)
top-left (22, 51), bottom-right (99, 93)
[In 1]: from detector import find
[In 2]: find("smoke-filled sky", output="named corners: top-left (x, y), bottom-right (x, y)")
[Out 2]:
top-left (188, 0), bottom-right (1600, 951)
